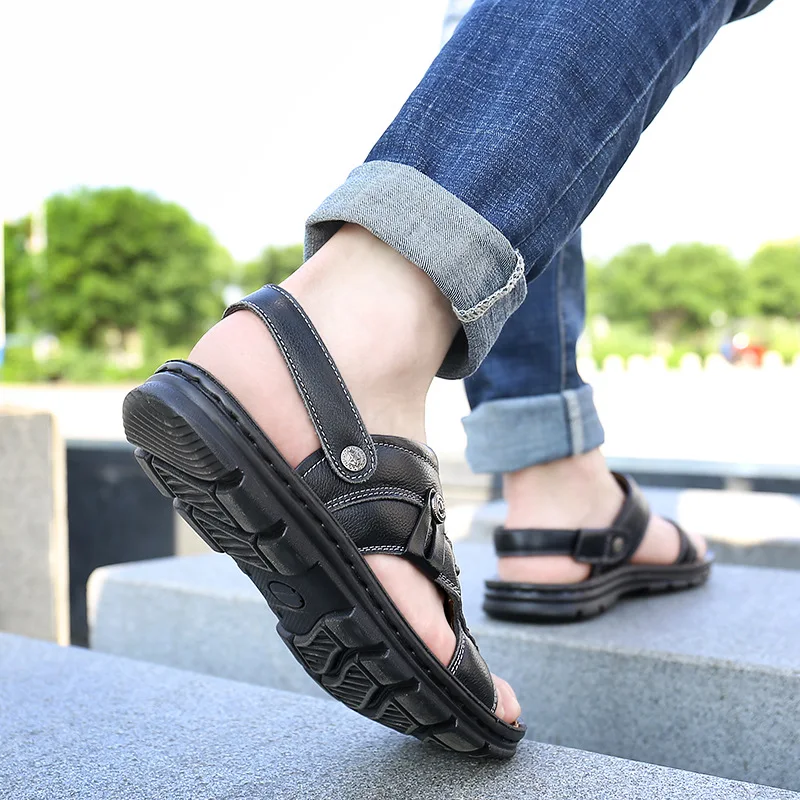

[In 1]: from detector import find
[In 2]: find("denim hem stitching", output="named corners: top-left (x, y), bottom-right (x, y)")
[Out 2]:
top-left (452, 249), bottom-right (525, 323)
top-left (563, 389), bottom-right (584, 456)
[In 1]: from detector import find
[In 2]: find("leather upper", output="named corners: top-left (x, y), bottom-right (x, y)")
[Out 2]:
top-left (296, 435), bottom-right (492, 708)
top-left (227, 285), bottom-right (496, 712)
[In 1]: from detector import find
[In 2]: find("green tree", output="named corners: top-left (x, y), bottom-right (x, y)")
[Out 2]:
top-left (238, 244), bottom-right (304, 294)
top-left (654, 243), bottom-right (750, 332)
top-left (584, 257), bottom-right (604, 319)
top-left (31, 188), bottom-right (232, 348)
top-left (595, 243), bottom-right (749, 336)
top-left (593, 243), bottom-right (662, 326)
top-left (3, 217), bottom-right (35, 333)
top-left (747, 240), bottom-right (800, 319)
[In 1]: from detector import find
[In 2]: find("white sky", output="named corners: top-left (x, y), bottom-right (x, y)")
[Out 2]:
top-left (2, 0), bottom-right (798, 263)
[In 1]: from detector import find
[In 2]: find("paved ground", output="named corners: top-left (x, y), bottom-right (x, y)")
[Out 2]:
top-left (5, 369), bottom-right (796, 467)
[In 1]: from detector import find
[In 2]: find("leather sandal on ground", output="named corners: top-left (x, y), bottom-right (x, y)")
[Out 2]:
top-left (122, 284), bottom-right (524, 758)
top-left (484, 473), bottom-right (712, 622)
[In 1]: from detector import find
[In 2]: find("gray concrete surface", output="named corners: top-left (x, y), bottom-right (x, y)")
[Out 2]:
top-left (458, 544), bottom-right (800, 791)
top-left (469, 492), bottom-right (800, 570)
top-left (2, 633), bottom-right (796, 800)
top-left (88, 543), bottom-right (800, 790)
top-left (0, 409), bottom-right (69, 643)
top-left (88, 551), bottom-right (329, 699)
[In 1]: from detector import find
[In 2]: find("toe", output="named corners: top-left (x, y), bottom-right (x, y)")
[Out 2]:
top-left (492, 674), bottom-right (521, 723)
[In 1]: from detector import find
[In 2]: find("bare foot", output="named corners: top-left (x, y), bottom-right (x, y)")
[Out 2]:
top-left (499, 449), bottom-right (707, 584)
top-left (189, 224), bottom-right (521, 723)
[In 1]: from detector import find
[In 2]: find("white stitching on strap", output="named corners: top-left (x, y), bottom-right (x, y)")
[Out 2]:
top-left (358, 545), bottom-right (406, 554)
top-left (376, 441), bottom-right (437, 470)
top-left (452, 249), bottom-right (525, 323)
top-left (449, 634), bottom-right (467, 675)
top-left (299, 458), bottom-right (325, 479)
top-left (327, 487), bottom-right (424, 511)
top-left (437, 574), bottom-right (461, 597)
top-left (237, 301), bottom-right (335, 458)
top-left (272, 286), bottom-right (376, 473)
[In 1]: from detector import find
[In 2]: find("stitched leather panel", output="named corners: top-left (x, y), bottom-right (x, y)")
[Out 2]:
top-left (297, 432), bottom-right (494, 706)
top-left (298, 436), bottom-right (440, 503)
top-left (331, 501), bottom-right (421, 553)
top-left (224, 285), bottom-right (377, 484)
top-left (296, 434), bottom-right (457, 580)
top-left (593, 474), bottom-right (649, 573)
top-left (449, 631), bottom-right (496, 710)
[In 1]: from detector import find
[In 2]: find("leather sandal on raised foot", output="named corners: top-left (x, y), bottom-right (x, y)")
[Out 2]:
top-left (484, 473), bottom-right (712, 622)
top-left (122, 284), bottom-right (524, 758)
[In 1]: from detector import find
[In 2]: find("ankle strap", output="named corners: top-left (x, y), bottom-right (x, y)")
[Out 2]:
top-left (224, 285), bottom-right (377, 484)
top-left (494, 474), bottom-right (649, 569)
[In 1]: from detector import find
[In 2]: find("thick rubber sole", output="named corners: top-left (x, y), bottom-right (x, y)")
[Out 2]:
top-left (484, 559), bottom-right (712, 623)
top-left (122, 361), bottom-right (524, 758)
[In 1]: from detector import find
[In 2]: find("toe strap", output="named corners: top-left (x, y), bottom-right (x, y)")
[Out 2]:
top-left (672, 521), bottom-right (698, 565)
top-left (448, 630), bottom-right (496, 712)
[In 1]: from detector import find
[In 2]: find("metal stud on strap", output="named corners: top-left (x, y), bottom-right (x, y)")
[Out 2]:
top-left (341, 446), bottom-right (367, 472)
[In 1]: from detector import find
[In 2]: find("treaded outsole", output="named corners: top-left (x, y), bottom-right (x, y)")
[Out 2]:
top-left (122, 361), bottom-right (524, 758)
top-left (483, 560), bottom-right (712, 623)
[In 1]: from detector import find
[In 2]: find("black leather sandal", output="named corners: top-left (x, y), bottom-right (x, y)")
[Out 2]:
top-left (484, 473), bottom-right (712, 622)
top-left (122, 285), bottom-right (524, 757)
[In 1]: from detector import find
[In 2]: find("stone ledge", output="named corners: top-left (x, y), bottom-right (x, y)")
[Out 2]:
top-left (2, 633), bottom-right (795, 800)
top-left (88, 543), bottom-right (800, 790)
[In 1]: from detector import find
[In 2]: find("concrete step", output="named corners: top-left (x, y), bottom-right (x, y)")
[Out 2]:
top-left (2, 633), bottom-right (796, 800)
top-left (0, 409), bottom-right (69, 644)
top-left (88, 543), bottom-right (800, 791)
top-left (469, 493), bottom-right (800, 570)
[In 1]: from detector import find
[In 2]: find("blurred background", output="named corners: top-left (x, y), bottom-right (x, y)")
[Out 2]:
top-left (1, 0), bottom-right (798, 453)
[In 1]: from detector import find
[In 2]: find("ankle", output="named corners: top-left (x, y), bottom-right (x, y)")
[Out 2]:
top-left (282, 224), bottom-right (460, 440)
top-left (503, 449), bottom-right (623, 530)
top-left (190, 225), bottom-right (460, 456)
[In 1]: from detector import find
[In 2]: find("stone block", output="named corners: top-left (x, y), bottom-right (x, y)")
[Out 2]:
top-left (0, 409), bottom-right (69, 643)
top-left (2, 633), bottom-right (795, 799)
top-left (89, 544), bottom-right (800, 790)
top-left (89, 552), bottom-right (328, 699)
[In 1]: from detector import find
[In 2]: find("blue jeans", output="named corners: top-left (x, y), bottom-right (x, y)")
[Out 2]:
top-left (305, 0), bottom-right (766, 468)
top-left (463, 231), bottom-right (605, 472)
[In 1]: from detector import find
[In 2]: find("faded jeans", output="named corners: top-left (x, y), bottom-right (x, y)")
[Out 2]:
top-left (305, 0), bottom-right (768, 472)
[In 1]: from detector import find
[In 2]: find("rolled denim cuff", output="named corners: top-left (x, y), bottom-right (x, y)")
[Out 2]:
top-left (304, 160), bottom-right (527, 379)
top-left (463, 385), bottom-right (605, 474)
